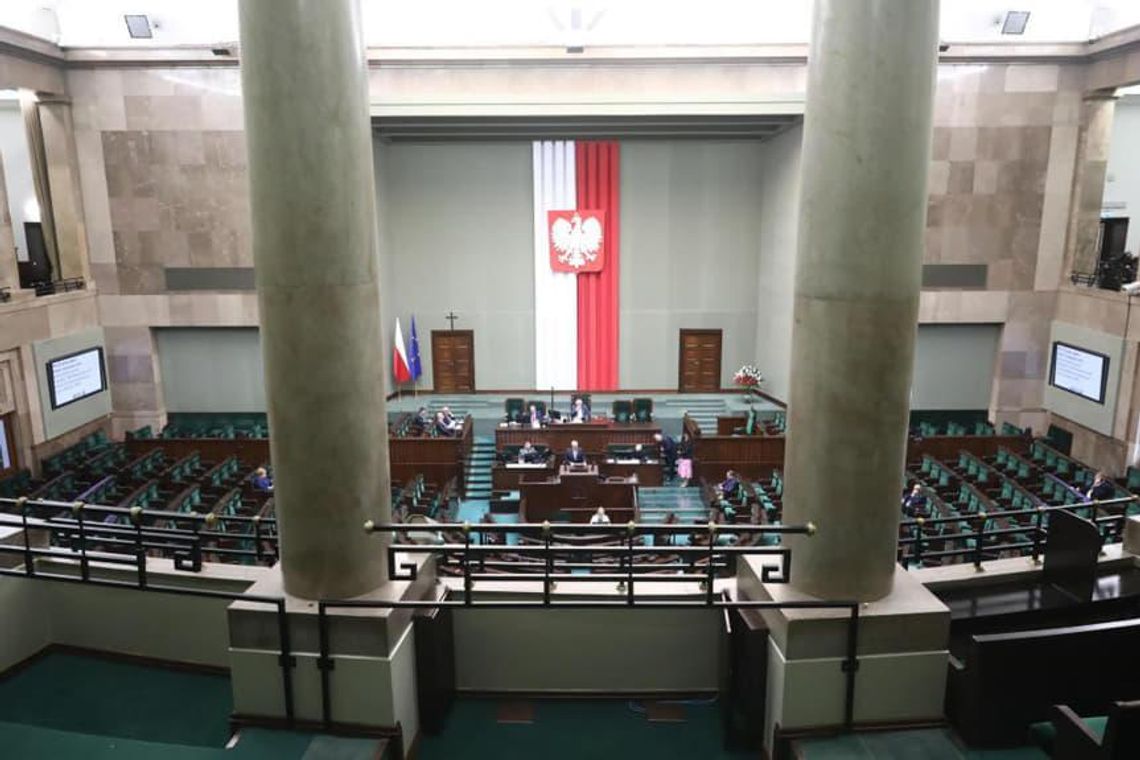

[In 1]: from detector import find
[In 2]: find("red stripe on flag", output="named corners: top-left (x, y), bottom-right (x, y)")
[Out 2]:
top-left (575, 141), bottom-right (620, 390)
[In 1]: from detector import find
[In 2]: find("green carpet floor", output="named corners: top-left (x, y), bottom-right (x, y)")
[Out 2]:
top-left (0, 653), bottom-right (377, 759)
top-left (0, 652), bottom-right (234, 747)
top-left (794, 728), bottom-right (1050, 759)
top-left (417, 699), bottom-right (750, 760)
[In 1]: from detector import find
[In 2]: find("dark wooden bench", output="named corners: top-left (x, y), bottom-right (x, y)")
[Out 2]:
top-left (947, 617), bottom-right (1140, 746)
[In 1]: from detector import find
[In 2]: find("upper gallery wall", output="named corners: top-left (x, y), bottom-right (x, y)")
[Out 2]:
top-left (59, 58), bottom-right (1085, 400)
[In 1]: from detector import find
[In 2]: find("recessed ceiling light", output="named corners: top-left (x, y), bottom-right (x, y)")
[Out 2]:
top-left (1001, 11), bottom-right (1030, 35)
top-left (124, 14), bottom-right (153, 40)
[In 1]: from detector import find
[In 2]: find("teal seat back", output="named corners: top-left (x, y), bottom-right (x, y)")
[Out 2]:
top-left (632, 397), bottom-right (653, 422)
top-left (611, 400), bottom-right (633, 423)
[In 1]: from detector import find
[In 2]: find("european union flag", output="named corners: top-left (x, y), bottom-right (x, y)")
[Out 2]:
top-left (409, 316), bottom-right (423, 381)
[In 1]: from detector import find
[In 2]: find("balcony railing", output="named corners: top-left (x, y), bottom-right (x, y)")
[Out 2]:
top-left (897, 495), bottom-right (1136, 570)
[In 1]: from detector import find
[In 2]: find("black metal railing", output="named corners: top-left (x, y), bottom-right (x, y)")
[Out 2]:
top-left (0, 499), bottom-right (294, 724)
top-left (0, 497), bottom-right (279, 570)
top-left (311, 520), bottom-right (863, 733)
top-left (0, 504), bottom-right (860, 735)
top-left (32, 277), bottom-right (87, 297)
top-left (30, 494), bottom-right (1128, 736)
top-left (897, 495), bottom-right (1137, 570)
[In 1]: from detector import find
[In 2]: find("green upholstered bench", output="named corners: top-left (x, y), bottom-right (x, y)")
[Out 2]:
top-left (1029, 701), bottom-right (1140, 759)
top-left (1029, 714), bottom-right (1108, 755)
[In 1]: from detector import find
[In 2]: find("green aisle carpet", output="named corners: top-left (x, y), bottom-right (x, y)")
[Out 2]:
top-left (0, 652), bottom-right (233, 747)
top-left (794, 728), bottom-right (1050, 759)
top-left (417, 699), bottom-right (751, 760)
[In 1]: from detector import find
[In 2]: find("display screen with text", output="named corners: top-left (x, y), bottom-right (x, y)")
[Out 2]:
top-left (47, 348), bottom-right (107, 409)
top-left (1049, 342), bottom-right (1108, 404)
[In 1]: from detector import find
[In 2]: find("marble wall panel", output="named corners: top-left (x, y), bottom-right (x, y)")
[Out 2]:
top-left (101, 128), bottom-right (251, 292)
top-left (102, 326), bottom-right (166, 436)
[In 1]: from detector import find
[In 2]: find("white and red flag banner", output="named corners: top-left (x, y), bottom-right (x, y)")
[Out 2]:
top-left (392, 317), bottom-right (412, 384)
top-left (532, 141), bottom-right (620, 390)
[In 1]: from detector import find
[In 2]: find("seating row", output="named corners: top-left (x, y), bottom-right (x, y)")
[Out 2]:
top-left (503, 395), bottom-right (654, 423)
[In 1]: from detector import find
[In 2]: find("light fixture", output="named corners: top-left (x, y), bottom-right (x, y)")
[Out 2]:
top-left (124, 14), bottom-right (153, 39)
top-left (23, 197), bottom-right (41, 224)
top-left (1001, 11), bottom-right (1030, 35)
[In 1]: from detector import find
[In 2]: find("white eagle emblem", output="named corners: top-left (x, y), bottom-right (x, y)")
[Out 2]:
top-left (551, 212), bottom-right (603, 270)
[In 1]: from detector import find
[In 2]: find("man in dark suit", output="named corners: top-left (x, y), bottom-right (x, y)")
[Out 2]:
top-left (654, 432), bottom-right (677, 480)
top-left (1087, 471), bottom-right (1115, 501)
top-left (519, 440), bottom-right (540, 463)
top-left (564, 440), bottom-right (587, 465)
top-left (901, 483), bottom-right (928, 517)
top-left (526, 403), bottom-right (546, 428)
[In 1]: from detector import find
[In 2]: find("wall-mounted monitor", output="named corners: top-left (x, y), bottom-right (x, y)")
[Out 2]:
top-left (1049, 341), bottom-right (1109, 405)
top-left (46, 347), bottom-right (108, 410)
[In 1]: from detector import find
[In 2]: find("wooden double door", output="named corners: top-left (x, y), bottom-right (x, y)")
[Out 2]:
top-left (431, 330), bottom-right (475, 392)
top-left (679, 329), bottom-right (723, 391)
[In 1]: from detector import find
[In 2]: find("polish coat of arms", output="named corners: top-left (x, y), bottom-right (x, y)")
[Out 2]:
top-left (548, 210), bottom-right (605, 273)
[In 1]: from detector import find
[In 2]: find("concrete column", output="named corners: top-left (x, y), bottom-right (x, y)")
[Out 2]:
top-left (0, 155), bottom-right (19, 293)
top-left (238, 0), bottom-right (389, 599)
top-left (1063, 92), bottom-right (1117, 277)
top-left (782, 0), bottom-right (940, 601)
top-left (38, 98), bottom-right (92, 283)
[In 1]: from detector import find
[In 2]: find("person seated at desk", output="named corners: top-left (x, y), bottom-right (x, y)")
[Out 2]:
top-left (570, 398), bottom-right (591, 423)
top-left (1087, 471), bottom-right (1115, 501)
top-left (526, 403), bottom-right (546, 429)
top-left (717, 470), bottom-right (741, 502)
top-left (564, 439), bottom-right (587, 466)
top-left (252, 467), bottom-right (274, 492)
top-left (901, 483), bottom-right (928, 518)
top-left (518, 440), bottom-right (541, 463)
top-left (415, 406), bottom-right (431, 428)
top-left (590, 506), bottom-right (611, 525)
top-left (440, 406), bottom-right (461, 430)
top-left (434, 411), bottom-right (457, 437)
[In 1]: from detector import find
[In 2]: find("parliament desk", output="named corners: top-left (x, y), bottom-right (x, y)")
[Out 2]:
top-left (389, 417), bottom-right (473, 495)
top-left (495, 419), bottom-right (659, 456)
top-left (600, 459), bottom-right (663, 486)
top-left (493, 461), bottom-right (556, 490)
top-left (520, 465), bottom-right (639, 523)
top-left (682, 414), bottom-right (1032, 484)
top-left (493, 459), bottom-right (663, 490)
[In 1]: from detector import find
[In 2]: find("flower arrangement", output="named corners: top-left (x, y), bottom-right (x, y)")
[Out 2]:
top-left (733, 364), bottom-right (764, 388)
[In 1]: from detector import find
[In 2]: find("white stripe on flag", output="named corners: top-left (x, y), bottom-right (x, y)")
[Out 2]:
top-left (533, 140), bottom-right (578, 390)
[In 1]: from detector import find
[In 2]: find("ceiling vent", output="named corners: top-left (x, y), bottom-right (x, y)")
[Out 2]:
top-left (1001, 11), bottom-right (1030, 35)
top-left (124, 14), bottom-right (154, 39)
